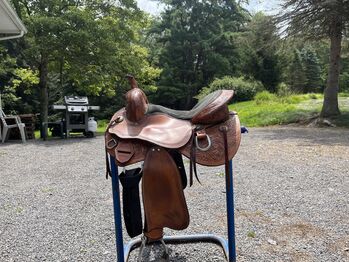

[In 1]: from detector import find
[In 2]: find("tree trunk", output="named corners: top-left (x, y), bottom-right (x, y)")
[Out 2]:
top-left (39, 54), bottom-right (49, 138)
top-left (320, 18), bottom-right (342, 117)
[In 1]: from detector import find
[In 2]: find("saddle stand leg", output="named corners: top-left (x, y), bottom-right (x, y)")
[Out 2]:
top-left (109, 157), bottom-right (125, 262)
top-left (226, 160), bottom-right (236, 262)
top-left (137, 237), bottom-right (146, 262)
top-left (109, 155), bottom-right (237, 262)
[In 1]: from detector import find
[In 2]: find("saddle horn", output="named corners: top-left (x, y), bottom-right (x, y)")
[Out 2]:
top-left (124, 75), bottom-right (149, 123)
top-left (125, 74), bottom-right (139, 89)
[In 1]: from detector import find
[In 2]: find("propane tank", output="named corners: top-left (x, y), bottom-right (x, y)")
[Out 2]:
top-left (88, 117), bottom-right (97, 133)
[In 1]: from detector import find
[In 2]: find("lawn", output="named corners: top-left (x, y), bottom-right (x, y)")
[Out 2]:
top-left (230, 93), bottom-right (349, 127)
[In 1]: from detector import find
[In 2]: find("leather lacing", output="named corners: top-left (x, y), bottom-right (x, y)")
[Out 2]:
top-left (189, 120), bottom-right (232, 186)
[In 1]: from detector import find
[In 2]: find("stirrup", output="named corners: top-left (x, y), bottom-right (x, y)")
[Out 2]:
top-left (137, 236), bottom-right (169, 262)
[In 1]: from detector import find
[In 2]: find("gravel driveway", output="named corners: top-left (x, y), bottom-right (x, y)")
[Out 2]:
top-left (1, 127), bottom-right (348, 262)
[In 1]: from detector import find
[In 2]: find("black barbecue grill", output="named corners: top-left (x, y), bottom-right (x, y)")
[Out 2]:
top-left (50, 96), bottom-right (100, 138)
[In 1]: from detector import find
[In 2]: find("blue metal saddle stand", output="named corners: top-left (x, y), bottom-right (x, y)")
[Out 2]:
top-left (108, 154), bottom-right (237, 262)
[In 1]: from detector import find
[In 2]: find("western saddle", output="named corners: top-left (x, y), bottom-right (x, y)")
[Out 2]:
top-left (105, 75), bottom-right (241, 259)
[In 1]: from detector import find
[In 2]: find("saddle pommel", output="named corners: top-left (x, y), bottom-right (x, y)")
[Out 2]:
top-left (126, 74), bottom-right (139, 89)
top-left (125, 76), bottom-right (149, 123)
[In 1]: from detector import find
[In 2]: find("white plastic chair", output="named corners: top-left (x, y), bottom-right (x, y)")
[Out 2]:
top-left (0, 109), bottom-right (26, 143)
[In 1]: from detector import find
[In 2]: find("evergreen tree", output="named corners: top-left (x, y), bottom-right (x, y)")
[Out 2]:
top-left (301, 47), bottom-right (322, 93)
top-left (242, 13), bottom-right (281, 93)
top-left (288, 49), bottom-right (306, 93)
top-left (278, 0), bottom-right (349, 116)
top-left (149, 0), bottom-right (248, 108)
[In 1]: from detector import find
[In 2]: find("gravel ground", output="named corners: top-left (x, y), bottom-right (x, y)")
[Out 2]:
top-left (0, 127), bottom-right (348, 262)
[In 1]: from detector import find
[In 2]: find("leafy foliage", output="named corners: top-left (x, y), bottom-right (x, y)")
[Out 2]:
top-left (198, 76), bottom-right (264, 102)
top-left (148, 0), bottom-right (249, 108)
top-left (287, 48), bottom-right (306, 93)
top-left (277, 0), bottom-right (349, 116)
top-left (239, 12), bottom-right (282, 92)
top-left (277, 0), bottom-right (349, 38)
top-left (2, 0), bottom-right (160, 122)
top-left (255, 91), bottom-right (277, 104)
top-left (301, 47), bottom-right (322, 93)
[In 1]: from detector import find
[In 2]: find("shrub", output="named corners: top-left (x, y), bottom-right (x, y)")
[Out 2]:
top-left (198, 76), bottom-right (264, 102)
top-left (255, 91), bottom-right (277, 104)
top-left (277, 82), bottom-right (293, 97)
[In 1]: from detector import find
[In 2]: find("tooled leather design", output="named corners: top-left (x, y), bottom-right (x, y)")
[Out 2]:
top-left (180, 113), bottom-right (241, 166)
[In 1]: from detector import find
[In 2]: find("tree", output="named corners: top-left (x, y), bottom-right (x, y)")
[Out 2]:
top-left (301, 47), bottom-right (322, 93)
top-left (149, 0), bottom-right (248, 108)
top-left (0, 46), bottom-right (18, 111)
top-left (8, 0), bottom-right (159, 134)
top-left (288, 49), bottom-right (307, 92)
top-left (241, 12), bottom-right (281, 92)
top-left (278, 0), bottom-right (349, 117)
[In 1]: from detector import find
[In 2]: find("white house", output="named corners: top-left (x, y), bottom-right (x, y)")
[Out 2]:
top-left (0, 0), bottom-right (27, 41)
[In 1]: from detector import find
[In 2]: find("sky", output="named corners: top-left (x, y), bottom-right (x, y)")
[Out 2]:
top-left (136, 0), bottom-right (282, 16)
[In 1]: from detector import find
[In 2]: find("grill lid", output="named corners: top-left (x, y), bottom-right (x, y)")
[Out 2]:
top-left (64, 96), bottom-right (89, 105)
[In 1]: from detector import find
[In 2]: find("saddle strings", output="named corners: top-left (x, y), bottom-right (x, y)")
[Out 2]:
top-left (189, 122), bottom-right (231, 186)
top-left (105, 121), bottom-right (114, 179)
top-left (189, 128), bottom-right (201, 186)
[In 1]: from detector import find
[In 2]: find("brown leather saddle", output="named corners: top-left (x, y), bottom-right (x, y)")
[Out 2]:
top-left (105, 75), bottom-right (241, 243)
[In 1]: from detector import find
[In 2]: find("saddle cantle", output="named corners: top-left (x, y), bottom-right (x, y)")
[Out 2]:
top-left (105, 75), bottom-right (241, 246)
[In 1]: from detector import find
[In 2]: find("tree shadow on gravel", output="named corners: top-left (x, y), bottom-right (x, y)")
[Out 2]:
top-left (36, 137), bottom-right (99, 147)
top-left (0, 136), bottom-right (100, 148)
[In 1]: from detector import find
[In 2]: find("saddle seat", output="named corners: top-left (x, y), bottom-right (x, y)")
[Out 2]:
top-left (108, 109), bottom-right (193, 149)
top-left (146, 89), bottom-right (234, 125)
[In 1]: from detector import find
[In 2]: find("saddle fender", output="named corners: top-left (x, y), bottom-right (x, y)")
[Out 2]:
top-left (142, 146), bottom-right (189, 241)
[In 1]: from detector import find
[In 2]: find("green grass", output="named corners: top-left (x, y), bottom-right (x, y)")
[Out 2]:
top-left (97, 119), bottom-right (109, 134)
top-left (247, 230), bottom-right (256, 238)
top-left (230, 93), bottom-right (349, 127)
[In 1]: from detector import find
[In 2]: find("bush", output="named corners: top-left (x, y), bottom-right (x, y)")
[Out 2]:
top-left (277, 82), bottom-right (293, 97)
top-left (198, 76), bottom-right (264, 102)
top-left (255, 91), bottom-right (277, 104)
